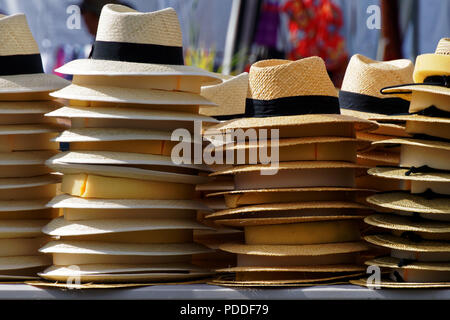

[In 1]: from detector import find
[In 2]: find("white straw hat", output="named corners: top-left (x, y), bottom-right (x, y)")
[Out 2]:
top-left (0, 14), bottom-right (69, 94)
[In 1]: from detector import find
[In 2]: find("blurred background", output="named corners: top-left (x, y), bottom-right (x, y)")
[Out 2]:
top-left (0, 0), bottom-right (448, 87)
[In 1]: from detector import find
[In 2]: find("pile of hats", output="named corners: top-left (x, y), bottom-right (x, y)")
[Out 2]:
top-left (339, 54), bottom-right (415, 192)
top-left (194, 73), bottom-right (250, 269)
top-left (37, 5), bottom-right (223, 284)
top-left (205, 57), bottom-right (378, 286)
top-left (353, 38), bottom-right (450, 288)
top-left (0, 14), bottom-right (69, 279)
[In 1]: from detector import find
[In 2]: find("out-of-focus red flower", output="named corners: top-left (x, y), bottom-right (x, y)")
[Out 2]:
top-left (282, 0), bottom-right (347, 70)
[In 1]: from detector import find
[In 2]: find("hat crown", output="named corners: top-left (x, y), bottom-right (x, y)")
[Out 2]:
top-left (96, 4), bottom-right (183, 47)
top-left (434, 38), bottom-right (450, 55)
top-left (248, 57), bottom-right (337, 100)
top-left (0, 14), bottom-right (40, 56)
top-left (341, 54), bottom-right (414, 98)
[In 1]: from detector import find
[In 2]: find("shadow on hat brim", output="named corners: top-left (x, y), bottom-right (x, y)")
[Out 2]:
top-left (367, 192), bottom-right (450, 214)
top-left (373, 138), bottom-right (450, 151)
top-left (381, 84), bottom-right (450, 98)
top-left (366, 256), bottom-right (450, 271)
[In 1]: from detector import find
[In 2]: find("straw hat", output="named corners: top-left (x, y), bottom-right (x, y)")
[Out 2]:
top-left (364, 234), bottom-right (450, 252)
top-left (368, 167), bottom-right (450, 183)
top-left (339, 54), bottom-right (413, 119)
top-left (54, 5), bottom-right (219, 83)
top-left (367, 192), bottom-right (450, 215)
top-left (365, 214), bottom-right (450, 235)
top-left (208, 58), bottom-right (376, 133)
top-left (381, 38), bottom-right (450, 99)
top-left (0, 14), bottom-right (69, 95)
top-left (200, 73), bottom-right (249, 119)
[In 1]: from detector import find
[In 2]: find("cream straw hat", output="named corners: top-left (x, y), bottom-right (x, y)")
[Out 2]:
top-left (0, 14), bottom-right (68, 94)
top-left (55, 5), bottom-right (220, 84)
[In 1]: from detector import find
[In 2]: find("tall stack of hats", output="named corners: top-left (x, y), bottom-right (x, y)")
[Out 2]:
top-left (352, 38), bottom-right (450, 288)
top-left (0, 14), bottom-right (69, 280)
top-left (205, 58), bottom-right (378, 286)
top-left (37, 5), bottom-right (223, 284)
top-left (340, 54), bottom-right (415, 192)
top-left (194, 73), bottom-right (249, 269)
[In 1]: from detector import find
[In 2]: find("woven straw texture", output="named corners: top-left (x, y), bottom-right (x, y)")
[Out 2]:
top-left (248, 57), bottom-right (337, 100)
top-left (200, 73), bottom-right (248, 116)
top-left (341, 54), bottom-right (413, 98)
top-left (435, 38), bottom-right (450, 55)
top-left (365, 214), bottom-right (450, 233)
top-left (0, 14), bottom-right (39, 55)
top-left (365, 234), bottom-right (450, 251)
top-left (96, 5), bottom-right (182, 46)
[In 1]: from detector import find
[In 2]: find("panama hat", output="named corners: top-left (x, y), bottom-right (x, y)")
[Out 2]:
top-left (381, 38), bottom-right (450, 99)
top-left (208, 58), bottom-right (376, 136)
top-left (365, 214), bottom-right (450, 239)
top-left (200, 73), bottom-right (249, 119)
top-left (38, 263), bottom-right (213, 283)
top-left (339, 54), bottom-right (413, 120)
top-left (207, 187), bottom-right (374, 208)
top-left (0, 14), bottom-right (69, 97)
top-left (366, 192), bottom-right (450, 215)
top-left (54, 5), bottom-right (219, 83)
top-left (367, 167), bottom-right (450, 183)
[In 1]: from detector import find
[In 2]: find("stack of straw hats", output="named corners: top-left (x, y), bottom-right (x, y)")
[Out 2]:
top-left (204, 57), bottom-right (379, 286)
top-left (194, 73), bottom-right (249, 269)
top-left (340, 54), bottom-right (415, 192)
top-left (0, 14), bottom-right (69, 279)
top-left (352, 38), bottom-right (450, 288)
top-left (37, 4), bottom-right (223, 284)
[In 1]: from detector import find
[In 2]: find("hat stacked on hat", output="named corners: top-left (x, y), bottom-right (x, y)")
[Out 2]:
top-left (0, 13), bottom-right (69, 279)
top-left (352, 38), bottom-right (450, 288)
top-left (37, 4), bottom-right (222, 284)
top-left (204, 58), bottom-right (379, 286)
top-left (340, 54), bottom-right (415, 192)
top-left (194, 73), bottom-right (249, 269)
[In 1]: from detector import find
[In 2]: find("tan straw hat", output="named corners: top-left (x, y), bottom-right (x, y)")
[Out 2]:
top-left (208, 58), bottom-right (376, 134)
top-left (0, 14), bottom-right (69, 95)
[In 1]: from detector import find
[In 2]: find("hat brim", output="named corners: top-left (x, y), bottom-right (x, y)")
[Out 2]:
top-left (373, 138), bottom-right (450, 151)
top-left (0, 73), bottom-right (69, 94)
top-left (206, 200), bottom-right (371, 220)
top-left (0, 151), bottom-right (57, 166)
top-left (56, 59), bottom-right (221, 85)
top-left (39, 240), bottom-right (213, 256)
top-left (0, 101), bottom-right (61, 114)
top-left (42, 216), bottom-right (211, 236)
top-left (214, 215), bottom-right (366, 227)
top-left (0, 219), bottom-right (48, 237)
top-left (367, 192), bottom-right (450, 214)
top-left (357, 151), bottom-right (400, 166)
top-left (219, 241), bottom-right (369, 256)
top-left (0, 199), bottom-right (50, 212)
top-left (368, 167), bottom-right (450, 182)
top-left (0, 174), bottom-right (60, 190)
top-left (365, 214), bottom-right (450, 233)
top-left (217, 265), bottom-right (365, 273)
top-left (211, 161), bottom-right (367, 176)
top-left (50, 84), bottom-right (217, 106)
top-left (350, 278), bottom-right (450, 288)
top-left (364, 234), bottom-right (450, 252)
top-left (47, 194), bottom-right (211, 211)
top-left (373, 114), bottom-right (450, 125)
top-left (45, 106), bottom-right (218, 123)
top-left (381, 84), bottom-right (450, 97)
top-left (366, 256), bottom-right (450, 271)
top-left (209, 114), bottom-right (377, 132)
top-left (0, 124), bottom-right (60, 136)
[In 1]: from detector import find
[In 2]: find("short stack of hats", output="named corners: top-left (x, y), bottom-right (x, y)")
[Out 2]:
top-left (340, 54), bottom-right (415, 192)
top-left (204, 57), bottom-right (379, 286)
top-left (352, 38), bottom-right (450, 288)
top-left (37, 5), bottom-right (223, 284)
top-left (0, 13), bottom-right (69, 280)
top-left (194, 73), bottom-right (249, 269)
